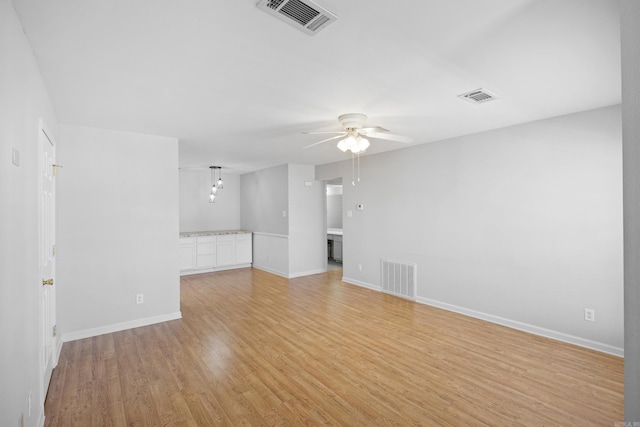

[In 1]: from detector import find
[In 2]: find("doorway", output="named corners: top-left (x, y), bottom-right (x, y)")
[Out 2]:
top-left (326, 178), bottom-right (343, 272)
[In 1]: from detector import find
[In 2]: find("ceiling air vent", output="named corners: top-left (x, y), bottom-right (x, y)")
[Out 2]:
top-left (458, 88), bottom-right (498, 104)
top-left (257, 0), bottom-right (337, 35)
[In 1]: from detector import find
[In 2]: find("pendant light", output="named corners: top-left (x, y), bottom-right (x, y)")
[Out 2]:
top-left (208, 166), bottom-right (225, 203)
top-left (216, 167), bottom-right (224, 189)
top-left (209, 166), bottom-right (217, 203)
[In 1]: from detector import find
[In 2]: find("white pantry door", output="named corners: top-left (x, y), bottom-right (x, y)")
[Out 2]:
top-left (39, 124), bottom-right (57, 398)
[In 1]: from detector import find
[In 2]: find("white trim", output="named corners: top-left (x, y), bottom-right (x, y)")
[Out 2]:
top-left (342, 276), bottom-right (382, 292)
top-left (252, 264), bottom-right (289, 278)
top-left (180, 264), bottom-right (252, 276)
top-left (416, 297), bottom-right (624, 358)
top-left (336, 276), bottom-right (623, 357)
top-left (62, 311), bottom-right (182, 343)
top-left (253, 231), bottom-right (289, 239)
top-left (254, 266), bottom-right (328, 279)
top-left (54, 336), bottom-right (62, 367)
top-left (289, 268), bottom-right (327, 278)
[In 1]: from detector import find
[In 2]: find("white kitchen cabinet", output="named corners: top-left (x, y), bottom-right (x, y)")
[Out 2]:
top-left (179, 237), bottom-right (195, 271)
top-left (180, 231), bottom-right (253, 276)
top-left (235, 233), bottom-right (252, 264)
top-left (216, 234), bottom-right (236, 267)
top-left (196, 236), bottom-right (216, 269)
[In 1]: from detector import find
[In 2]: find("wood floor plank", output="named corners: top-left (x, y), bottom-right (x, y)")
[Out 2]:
top-left (45, 267), bottom-right (623, 426)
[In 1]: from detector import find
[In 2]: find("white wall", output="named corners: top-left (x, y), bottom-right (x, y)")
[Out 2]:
top-left (0, 0), bottom-right (59, 424)
top-left (317, 105), bottom-right (623, 354)
top-left (179, 168), bottom-right (240, 232)
top-left (621, 0), bottom-right (640, 419)
top-left (241, 164), bottom-right (289, 235)
top-left (241, 164), bottom-right (289, 275)
top-left (288, 164), bottom-right (326, 277)
top-left (57, 125), bottom-right (181, 340)
top-left (241, 164), bottom-right (325, 278)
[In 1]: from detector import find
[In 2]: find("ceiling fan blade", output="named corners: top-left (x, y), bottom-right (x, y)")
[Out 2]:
top-left (359, 126), bottom-right (390, 133)
top-left (303, 134), bottom-right (345, 149)
top-left (363, 131), bottom-right (413, 144)
top-left (302, 131), bottom-right (346, 135)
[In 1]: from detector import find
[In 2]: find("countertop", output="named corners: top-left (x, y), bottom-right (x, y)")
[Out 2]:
top-left (180, 230), bottom-right (252, 237)
top-left (327, 228), bottom-right (343, 236)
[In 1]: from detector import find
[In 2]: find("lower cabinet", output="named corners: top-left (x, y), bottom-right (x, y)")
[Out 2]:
top-left (179, 237), bottom-right (196, 270)
top-left (180, 232), bottom-right (252, 275)
top-left (216, 235), bottom-right (236, 267)
top-left (196, 236), bottom-right (216, 269)
top-left (236, 233), bottom-right (252, 264)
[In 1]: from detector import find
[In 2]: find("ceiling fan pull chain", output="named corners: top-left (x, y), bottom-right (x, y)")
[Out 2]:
top-left (352, 152), bottom-right (356, 186)
top-left (357, 152), bottom-right (361, 182)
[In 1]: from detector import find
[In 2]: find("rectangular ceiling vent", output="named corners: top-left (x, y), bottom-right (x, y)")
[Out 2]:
top-left (458, 88), bottom-right (498, 104)
top-left (257, 0), bottom-right (337, 35)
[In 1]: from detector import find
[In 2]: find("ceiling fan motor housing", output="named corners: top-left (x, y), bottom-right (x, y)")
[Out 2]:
top-left (338, 113), bottom-right (367, 130)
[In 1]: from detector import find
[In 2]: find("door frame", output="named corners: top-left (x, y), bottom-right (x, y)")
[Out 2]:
top-left (38, 118), bottom-right (59, 418)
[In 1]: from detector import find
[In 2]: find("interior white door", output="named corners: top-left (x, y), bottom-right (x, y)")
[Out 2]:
top-left (39, 124), bottom-right (57, 401)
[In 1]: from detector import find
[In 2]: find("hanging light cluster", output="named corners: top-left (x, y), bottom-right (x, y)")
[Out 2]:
top-left (336, 129), bottom-right (369, 186)
top-left (209, 166), bottom-right (224, 203)
top-left (336, 129), bottom-right (370, 154)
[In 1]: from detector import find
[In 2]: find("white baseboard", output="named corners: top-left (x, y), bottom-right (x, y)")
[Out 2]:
top-left (338, 276), bottom-right (623, 357)
top-left (54, 336), bottom-right (63, 366)
top-left (416, 297), bottom-right (624, 357)
top-left (342, 276), bottom-right (382, 292)
top-left (289, 268), bottom-right (327, 278)
top-left (252, 264), bottom-right (289, 278)
top-left (253, 264), bottom-right (327, 279)
top-left (62, 311), bottom-right (182, 343)
top-left (180, 264), bottom-right (252, 276)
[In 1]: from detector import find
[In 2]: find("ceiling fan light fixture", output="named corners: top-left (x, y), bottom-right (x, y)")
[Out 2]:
top-left (337, 134), bottom-right (369, 154)
top-left (337, 139), bottom-right (349, 152)
top-left (357, 137), bottom-right (370, 152)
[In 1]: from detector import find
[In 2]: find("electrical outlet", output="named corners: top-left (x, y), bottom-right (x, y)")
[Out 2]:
top-left (584, 308), bottom-right (595, 322)
top-left (358, 263), bottom-right (362, 271)
top-left (136, 294), bottom-right (144, 304)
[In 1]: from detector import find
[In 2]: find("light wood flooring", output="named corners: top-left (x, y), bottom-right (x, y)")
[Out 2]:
top-left (44, 268), bottom-right (623, 426)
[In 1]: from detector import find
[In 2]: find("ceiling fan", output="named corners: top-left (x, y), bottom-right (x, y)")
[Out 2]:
top-left (303, 113), bottom-right (413, 153)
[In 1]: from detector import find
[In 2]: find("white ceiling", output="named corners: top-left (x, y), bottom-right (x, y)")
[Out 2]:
top-left (13, 0), bottom-right (621, 174)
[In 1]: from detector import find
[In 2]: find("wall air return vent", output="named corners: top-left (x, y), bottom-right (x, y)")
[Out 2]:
top-left (257, 0), bottom-right (337, 35)
top-left (458, 88), bottom-right (498, 104)
top-left (381, 259), bottom-right (417, 300)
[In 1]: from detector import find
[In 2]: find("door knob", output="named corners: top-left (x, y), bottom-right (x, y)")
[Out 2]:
top-left (42, 278), bottom-right (53, 286)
